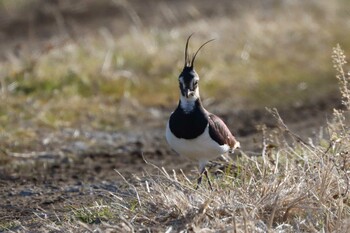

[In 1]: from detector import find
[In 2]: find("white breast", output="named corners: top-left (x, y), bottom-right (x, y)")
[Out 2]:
top-left (165, 121), bottom-right (230, 164)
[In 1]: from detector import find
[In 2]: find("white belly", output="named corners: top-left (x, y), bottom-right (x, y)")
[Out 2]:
top-left (166, 121), bottom-right (230, 163)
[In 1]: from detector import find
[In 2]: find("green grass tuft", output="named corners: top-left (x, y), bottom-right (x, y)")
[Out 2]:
top-left (70, 201), bottom-right (114, 224)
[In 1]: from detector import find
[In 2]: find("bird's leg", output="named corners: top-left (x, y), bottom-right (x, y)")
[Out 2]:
top-left (204, 169), bottom-right (213, 191)
top-left (196, 167), bottom-right (213, 191)
top-left (196, 170), bottom-right (204, 190)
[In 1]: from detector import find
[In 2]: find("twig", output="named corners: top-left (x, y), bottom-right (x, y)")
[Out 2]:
top-left (268, 195), bottom-right (279, 230)
top-left (266, 107), bottom-right (313, 148)
top-left (114, 169), bottom-right (142, 207)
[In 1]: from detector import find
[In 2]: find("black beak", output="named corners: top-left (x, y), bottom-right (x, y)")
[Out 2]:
top-left (185, 88), bottom-right (189, 98)
top-left (185, 88), bottom-right (195, 98)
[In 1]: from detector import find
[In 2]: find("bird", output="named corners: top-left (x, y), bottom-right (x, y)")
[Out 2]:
top-left (166, 34), bottom-right (240, 190)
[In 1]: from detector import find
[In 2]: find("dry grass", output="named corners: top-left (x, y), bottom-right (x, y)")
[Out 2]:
top-left (333, 44), bottom-right (350, 110)
top-left (111, 134), bottom-right (349, 232)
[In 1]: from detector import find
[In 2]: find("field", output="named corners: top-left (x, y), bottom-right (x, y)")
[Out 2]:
top-left (0, 0), bottom-right (349, 232)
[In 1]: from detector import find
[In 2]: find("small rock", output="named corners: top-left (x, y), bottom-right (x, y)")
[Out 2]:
top-left (65, 186), bottom-right (80, 193)
top-left (19, 189), bottom-right (35, 197)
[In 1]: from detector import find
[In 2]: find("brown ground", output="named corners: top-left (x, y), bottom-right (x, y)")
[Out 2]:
top-left (0, 0), bottom-right (344, 230)
top-left (0, 97), bottom-right (341, 229)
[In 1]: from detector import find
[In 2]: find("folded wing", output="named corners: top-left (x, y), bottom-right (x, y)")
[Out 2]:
top-left (208, 113), bottom-right (240, 151)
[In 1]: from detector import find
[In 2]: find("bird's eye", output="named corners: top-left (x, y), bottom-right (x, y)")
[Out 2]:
top-left (193, 80), bottom-right (198, 86)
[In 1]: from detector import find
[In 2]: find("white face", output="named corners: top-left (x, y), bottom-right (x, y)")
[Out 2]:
top-left (179, 75), bottom-right (200, 101)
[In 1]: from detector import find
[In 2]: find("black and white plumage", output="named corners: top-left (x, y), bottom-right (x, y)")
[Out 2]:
top-left (166, 35), bottom-right (240, 189)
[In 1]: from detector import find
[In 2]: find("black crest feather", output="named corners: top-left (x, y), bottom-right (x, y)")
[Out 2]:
top-left (184, 34), bottom-right (215, 68)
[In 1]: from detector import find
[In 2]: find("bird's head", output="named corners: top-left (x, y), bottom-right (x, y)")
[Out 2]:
top-left (178, 34), bottom-right (214, 102)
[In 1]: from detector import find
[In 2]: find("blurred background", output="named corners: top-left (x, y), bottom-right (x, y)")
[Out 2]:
top-left (1, 0), bottom-right (350, 228)
top-left (0, 0), bottom-right (349, 154)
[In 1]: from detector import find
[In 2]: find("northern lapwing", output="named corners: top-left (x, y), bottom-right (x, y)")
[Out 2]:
top-left (166, 35), bottom-right (240, 190)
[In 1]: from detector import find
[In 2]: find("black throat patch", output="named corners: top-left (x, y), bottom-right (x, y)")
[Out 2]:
top-left (169, 99), bottom-right (208, 139)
